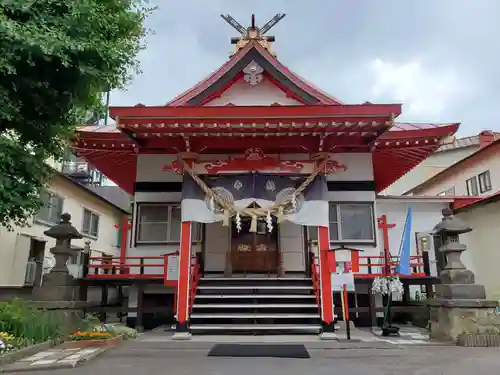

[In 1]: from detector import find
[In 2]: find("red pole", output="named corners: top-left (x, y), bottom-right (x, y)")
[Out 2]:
top-left (342, 261), bottom-right (351, 340)
top-left (342, 262), bottom-right (351, 321)
top-left (114, 216), bottom-right (131, 274)
top-left (377, 215), bottom-right (396, 276)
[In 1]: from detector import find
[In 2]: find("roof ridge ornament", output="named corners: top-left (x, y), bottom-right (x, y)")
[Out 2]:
top-left (243, 61), bottom-right (264, 86)
top-left (220, 13), bottom-right (286, 57)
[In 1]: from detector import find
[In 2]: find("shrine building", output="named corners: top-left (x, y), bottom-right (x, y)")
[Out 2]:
top-left (74, 14), bottom-right (461, 338)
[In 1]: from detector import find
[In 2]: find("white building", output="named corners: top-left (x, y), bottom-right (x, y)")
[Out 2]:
top-left (404, 134), bottom-right (500, 197)
top-left (384, 131), bottom-right (500, 196)
top-left (0, 171), bottom-right (129, 287)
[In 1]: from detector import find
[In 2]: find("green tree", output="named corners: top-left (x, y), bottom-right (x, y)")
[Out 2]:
top-left (0, 0), bottom-right (152, 229)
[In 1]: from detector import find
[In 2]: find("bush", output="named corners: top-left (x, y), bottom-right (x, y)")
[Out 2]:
top-left (67, 314), bottom-right (138, 341)
top-left (0, 299), bottom-right (61, 346)
top-left (106, 325), bottom-right (138, 339)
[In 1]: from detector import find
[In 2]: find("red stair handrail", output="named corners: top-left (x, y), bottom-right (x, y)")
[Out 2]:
top-left (309, 252), bottom-right (320, 309)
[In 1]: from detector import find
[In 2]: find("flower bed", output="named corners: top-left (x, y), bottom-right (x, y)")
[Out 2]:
top-left (0, 332), bottom-right (17, 355)
top-left (61, 331), bottom-right (123, 349)
top-left (62, 315), bottom-right (138, 349)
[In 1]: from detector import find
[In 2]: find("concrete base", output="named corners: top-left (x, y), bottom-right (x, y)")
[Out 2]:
top-left (428, 298), bottom-right (500, 342)
top-left (319, 332), bottom-right (337, 340)
top-left (172, 332), bottom-right (192, 341)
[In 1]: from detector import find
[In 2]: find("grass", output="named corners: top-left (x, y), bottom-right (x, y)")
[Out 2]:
top-left (0, 299), bottom-right (61, 347)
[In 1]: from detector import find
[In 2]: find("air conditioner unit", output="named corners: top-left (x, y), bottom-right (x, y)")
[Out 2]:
top-left (24, 260), bottom-right (38, 286)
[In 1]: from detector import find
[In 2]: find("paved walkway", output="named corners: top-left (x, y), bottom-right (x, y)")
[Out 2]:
top-left (157, 324), bottom-right (437, 346)
top-left (0, 347), bottom-right (103, 372)
top-left (22, 339), bottom-right (500, 375)
top-left (0, 326), bottom-right (474, 373)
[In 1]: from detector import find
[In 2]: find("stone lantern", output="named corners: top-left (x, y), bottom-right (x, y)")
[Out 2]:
top-left (428, 208), bottom-right (498, 342)
top-left (432, 208), bottom-right (484, 299)
top-left (35, 213), bottom-right (83, 301)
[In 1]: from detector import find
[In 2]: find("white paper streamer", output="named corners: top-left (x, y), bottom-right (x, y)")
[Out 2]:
top-left (235, 212), bottom-right (242, 232)
top-left (266, 211), bottom-right (273, 232)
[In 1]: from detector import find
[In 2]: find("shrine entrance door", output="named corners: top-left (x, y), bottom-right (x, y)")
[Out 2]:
top-left (230, 217), bottom-right (278, 274)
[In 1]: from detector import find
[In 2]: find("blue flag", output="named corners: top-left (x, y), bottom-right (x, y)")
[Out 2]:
top-left (396, 208), bottom-right (412, 276)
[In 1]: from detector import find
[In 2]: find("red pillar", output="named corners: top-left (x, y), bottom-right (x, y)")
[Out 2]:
top-left (114, 216), bottom-right (131, 274)
top-left (318, 225), bottom-right (334, 333)
top-left (175, 221), bottom-right (192, 335)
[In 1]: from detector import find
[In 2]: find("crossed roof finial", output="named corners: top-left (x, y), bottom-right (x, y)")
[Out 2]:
top-left (220, 13), bottom-right (286, 56)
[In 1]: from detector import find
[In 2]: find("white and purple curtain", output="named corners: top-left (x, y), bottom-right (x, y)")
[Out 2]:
top-left (181, 173), bottom-right (329, 227)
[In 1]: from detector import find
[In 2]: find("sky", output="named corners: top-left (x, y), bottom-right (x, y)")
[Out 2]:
top-left (110, 0), bottom-right (500, 137)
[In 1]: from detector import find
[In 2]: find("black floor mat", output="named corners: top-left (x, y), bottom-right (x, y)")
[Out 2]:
top-left (207, 344), bottom-right (310, 358)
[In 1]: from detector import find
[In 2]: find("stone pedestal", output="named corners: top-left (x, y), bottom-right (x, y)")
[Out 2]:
top-left (428, 299), bottom-right (499, 341)
top-left (428, 209), bottom-right (500, 342)
top-left (33, 213), bottom-right (83, 301)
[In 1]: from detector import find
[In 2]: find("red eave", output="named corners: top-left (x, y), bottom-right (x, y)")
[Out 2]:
top-left (72, 125), bottom-right (136, 194)
top-left (373, 123), bottom-right (460, 192)
top-left (110, 103), bottom-right (402, 121)
top-left (165, 40), bottom-right (342, 106)
top-left (452, 191), bottom-right (500, 212)
top-left (452, 196), bottom-right (484, 210)
top-left (73, 122), bottom-right (459, 195)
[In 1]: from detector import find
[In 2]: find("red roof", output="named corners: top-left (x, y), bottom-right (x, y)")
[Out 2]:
top-left (72, 39), bottom-right (460, 194)
top-left (74, 121), bottom-right (458, 194)
top-left (452, 190), bottom-right (500, 212)
top-left (166, 40), bottom-right (342, 106)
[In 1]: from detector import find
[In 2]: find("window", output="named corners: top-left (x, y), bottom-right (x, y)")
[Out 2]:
top-left (437, 186), bottom-right (455, 196)
top-left (82, 209), bottom-right (100, 238)
top-left (68, 252), bottom-right (81, 265)
top-left (136, 204), bottom-right (202, 244)
top-left (466, 176), bottom-right (479, 196)
top-left (478, 170), bottom-right (492, 193)
top-left (309, 203), bottom-right (375, 243)
top-left (36, 190), bottom-right (64, 224)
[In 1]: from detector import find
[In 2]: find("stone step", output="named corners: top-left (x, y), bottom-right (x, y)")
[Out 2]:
top-left (191, 313), bottom-right (320, 319)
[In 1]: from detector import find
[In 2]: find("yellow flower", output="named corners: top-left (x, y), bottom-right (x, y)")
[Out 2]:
top-left (0, 332), bottom-right (15, 342)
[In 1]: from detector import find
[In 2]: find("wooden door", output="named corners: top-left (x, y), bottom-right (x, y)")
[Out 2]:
top-left (231, 218), bottom-right (278, 274)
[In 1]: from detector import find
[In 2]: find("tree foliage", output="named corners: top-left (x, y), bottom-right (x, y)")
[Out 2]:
top-left (0, 0), bottom-right (152, 229)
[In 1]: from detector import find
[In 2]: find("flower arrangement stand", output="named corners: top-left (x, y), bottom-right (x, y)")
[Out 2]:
top-left (372, 276), bottom-right (403, 337)
top-left (381, 292), bottom-right (400, 337)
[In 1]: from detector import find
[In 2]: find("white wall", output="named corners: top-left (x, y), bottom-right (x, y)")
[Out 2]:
top-left (206, 77), bottom-right (302, 106)
top-left (0, 174), bottom-right (124, 286)
top-left (456, 203), bottom-right (500, 301)
top-left (410, 148), bottom-right (500, 197)
top-left (204, 222), bottom-right (229, 272)
top-left (319, 198), bottom-right (448, 278)
top-left (132, 152), bottom-right (376, 275)
top-left (375, 199), bottom-right (448, 275)
top-left (383, 147), bottom-right (477, 195)
top-left (132, 153), bottom-right (448, 268)
top-left (279, 221), bottom-right (305, 272)
top-left (326, 153), bottom-right (373, 181)
top-left (136, 152), bottom-right (374, 184)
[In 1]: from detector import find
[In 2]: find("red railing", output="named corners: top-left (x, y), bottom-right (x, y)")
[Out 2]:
top-left (355, 254), bottom-right (427, 278)
top-left (309, 252), bottom-right (320, 308)
top-left (86, 254), bottom-right (179, 287)
top-left (172, 254), bottom-right (201, 317)
top-left (189, 254), bottom-right (201, 314)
